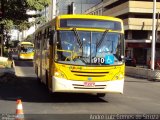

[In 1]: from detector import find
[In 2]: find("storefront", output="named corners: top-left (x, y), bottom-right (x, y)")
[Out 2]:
top-left (126, 42), bottom-right (160, 66)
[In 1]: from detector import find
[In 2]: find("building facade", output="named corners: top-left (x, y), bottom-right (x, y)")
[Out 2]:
top-left (85, 0), bottom-right (160, 66)
top-left (39, 0), bottom-right (102, 22)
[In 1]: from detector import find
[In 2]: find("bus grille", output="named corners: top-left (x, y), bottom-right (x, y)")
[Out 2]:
top-left (72, 84), bottom-right (106, 89)
top-left (71, 71), bottom-right (109, 77)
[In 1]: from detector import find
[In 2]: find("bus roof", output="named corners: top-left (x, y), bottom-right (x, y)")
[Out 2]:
top-left (57, 14), bottom-right (122, 22)
top-left (19, 42), bottom-right (33, 45)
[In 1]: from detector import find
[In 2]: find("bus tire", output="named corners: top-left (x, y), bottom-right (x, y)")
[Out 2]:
top-left (45, 70), bottom-right (52, 93)
top-left (97, 93), bottom-right (106, 97)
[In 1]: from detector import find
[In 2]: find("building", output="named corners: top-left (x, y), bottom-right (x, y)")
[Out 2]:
top-left (38, 0), bottom-right (102, 23)
top-left (85, 0), bottom-right (160, 66)
top-left (19, 10), bottom-right (36, 41)
top-left (57, 0), bottom-right (102, 15)
top-left (13, 0), bottom-right (102, 42)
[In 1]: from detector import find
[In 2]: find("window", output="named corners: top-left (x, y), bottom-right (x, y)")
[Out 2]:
top-left (60, 19), bottom-right (121, 30)
top-left (132, 30), bottom-right (148, 39)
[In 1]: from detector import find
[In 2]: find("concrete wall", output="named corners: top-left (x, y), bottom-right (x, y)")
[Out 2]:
top-left (123, 18), bottom-right (158, 31)
top-left (126, 66), bottom-right (160, 80)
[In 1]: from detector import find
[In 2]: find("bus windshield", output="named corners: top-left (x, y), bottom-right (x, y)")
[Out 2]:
top-left (20, 46), bottom-right (34, 53)
top-left (55, 30), bottom-right (124, 66)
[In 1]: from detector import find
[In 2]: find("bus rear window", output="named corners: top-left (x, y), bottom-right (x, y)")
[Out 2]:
top-left (60, 19), bottom-right (121, 30)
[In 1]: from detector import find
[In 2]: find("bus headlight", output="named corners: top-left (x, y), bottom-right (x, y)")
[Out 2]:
top-left (112, 73), bottom-right (124, 80)
top-left (54, 71), bottom-right (67, 79)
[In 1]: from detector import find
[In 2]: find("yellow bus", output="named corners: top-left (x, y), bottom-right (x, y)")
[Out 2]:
top-left (18, 42), bottom-right (34, 60)
top-left (34, 14), bottom-right (125, 97)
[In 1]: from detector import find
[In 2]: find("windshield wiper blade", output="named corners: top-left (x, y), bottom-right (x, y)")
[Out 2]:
top-left (73, 28), bottom-right (82, 48)
top-left (96, 29), bottom-right (109, 48)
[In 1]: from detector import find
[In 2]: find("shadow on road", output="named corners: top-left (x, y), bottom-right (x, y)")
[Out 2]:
top-left (0, 76), bottom-right (106, 103)
top-left (125, 80), bottom-right (151, 83)
top-left (125, 77), bottom-right (158, 83)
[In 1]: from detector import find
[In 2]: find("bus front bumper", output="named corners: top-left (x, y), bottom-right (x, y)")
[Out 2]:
top-left (19, 56), bottom-right (34, 60)
top-left (52, 76), bottom-right (124, 94)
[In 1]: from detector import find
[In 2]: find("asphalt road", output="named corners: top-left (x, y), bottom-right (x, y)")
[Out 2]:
top-left (0, 60), bottom-right (160, 120)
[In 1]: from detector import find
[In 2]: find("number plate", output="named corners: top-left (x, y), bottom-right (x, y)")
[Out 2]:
top-left (84, 82), bottom-right (95, 87)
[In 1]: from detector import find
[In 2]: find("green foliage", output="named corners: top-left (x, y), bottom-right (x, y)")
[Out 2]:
top-left (0, 0), bottom-right (51, 56)
top-left (27, 0), bottom-right (51, 10)
top-left (35, 16), bottom-right (46, 24)
top-left (0, 19), bottom-right (14, 31)
top-left (18, 21), bottom-right (34, 32)
top-left (3, 48), bottom-right (9, 57)
top-left (1, 0), bottom-right (51, 31)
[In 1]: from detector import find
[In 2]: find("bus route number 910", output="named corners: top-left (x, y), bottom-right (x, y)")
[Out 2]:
top-left (93, 57), bottom-right (105, 64)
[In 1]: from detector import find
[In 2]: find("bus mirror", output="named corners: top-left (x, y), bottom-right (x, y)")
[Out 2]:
top-left (121, 55), bottom-right (125, 62)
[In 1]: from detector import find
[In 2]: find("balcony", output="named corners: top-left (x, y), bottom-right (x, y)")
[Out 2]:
top-left (103, 1), bottom-right (160, 16)
top-left (123, 18), bottom-right (154, 30)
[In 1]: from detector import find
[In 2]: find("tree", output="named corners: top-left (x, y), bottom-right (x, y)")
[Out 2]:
top-left (0, 0), bottom-right (51, 56)
top-left (2, 0), bottom-right (50, 26)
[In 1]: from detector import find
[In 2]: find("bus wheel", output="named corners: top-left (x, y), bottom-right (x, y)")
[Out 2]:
top-left (45, 70), bottom-right (52, 93)
top-left (97, 93), bottom-right (106, 97)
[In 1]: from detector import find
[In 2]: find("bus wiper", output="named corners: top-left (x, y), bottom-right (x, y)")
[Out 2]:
top-left (73, 28), bottom-right (82, 48)
top-left (96, 29), bottom-right (109, 48)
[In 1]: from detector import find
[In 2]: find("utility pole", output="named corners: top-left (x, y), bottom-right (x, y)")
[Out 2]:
top-left (151, 0), bottom-right (156, 70)
top-left (51, 0), bottom-right (57, 19)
